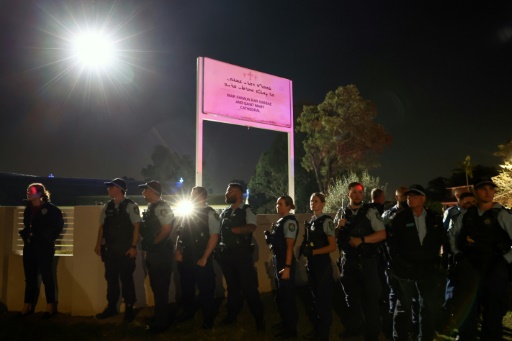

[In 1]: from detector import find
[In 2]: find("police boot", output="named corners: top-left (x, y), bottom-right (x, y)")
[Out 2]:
top-left (96, 306), bottom-right (117, 319)
top-left (124, 304), bottom-right (135, 323)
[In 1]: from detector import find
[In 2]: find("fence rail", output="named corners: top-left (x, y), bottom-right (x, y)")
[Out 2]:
top-left (13, 206), bottom-right (75, 256)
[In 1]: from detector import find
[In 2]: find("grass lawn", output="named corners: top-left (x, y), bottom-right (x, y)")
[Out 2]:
top-left (2, 288), bottom-right (512, 340)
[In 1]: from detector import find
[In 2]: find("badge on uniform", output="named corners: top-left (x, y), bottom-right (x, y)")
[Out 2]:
top-left (376, 212), bottom-right (383, 221)
top-left (328, 221), bottom-right (334, 231)
top-left (42, 208), bottom-right (47, 215)
top-left (288, 223), bottom-right (296, 232)
top-left (406, 223), bottom-right (415, 228)
top-left (134, 206), bottom-right (140, 215)
top-left (213, 212), bottom-right (220, 221)
top-left (483, 218), bottom-right (492, 225)
top-left (161, 209), bottom-right (168, 216)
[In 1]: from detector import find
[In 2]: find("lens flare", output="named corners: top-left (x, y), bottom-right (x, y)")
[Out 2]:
top-left (174, 200), bottom-right (195, 217)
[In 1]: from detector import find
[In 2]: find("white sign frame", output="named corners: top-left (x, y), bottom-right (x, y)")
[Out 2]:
top-left (196, 57), bottom-right (295, 200)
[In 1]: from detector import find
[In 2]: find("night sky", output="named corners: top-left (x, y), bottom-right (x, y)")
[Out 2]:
top-left (1, 0), bottom-right (511, 196)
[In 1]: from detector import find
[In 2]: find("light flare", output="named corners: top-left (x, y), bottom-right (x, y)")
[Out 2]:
top-left (174, 199), bottom-right (195, 217)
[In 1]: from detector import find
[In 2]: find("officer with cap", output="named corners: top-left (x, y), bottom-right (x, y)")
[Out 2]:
top-left (174, 186), bottom-right (220, 330)
top-left (94, 178), bottom-right (141, 322)
top-left (381, 186), bottom-right (411, 337)
top-left (387, 184), bottom-right (445, 341)
top-left (217, 182), bottom-right (265, 331)
top-left (335, 182), bottom-right (386, 340)
top-left (138, 180), bottom-right (174, 333)
top-left (301, 192), bottom-right (336, 341)
top-left (450, 177), bottom-right (512, 340)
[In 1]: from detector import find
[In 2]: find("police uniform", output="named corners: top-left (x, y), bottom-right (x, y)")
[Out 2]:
top-left (268, 214), bottom-right (299, 336)
top-left (382, 204), bottom-right (407, 227)
top-left (442, 204), bottom-right (465, 321)
top-left (451, 203), bottom-right (512, 340)
top-left (21, 201), bottom-right (64, 307)
top-left (387, 207), bottom-right (445, 341)
top-left (217, 204), bottom-right (264, 327)
top-left (335, 204), bottom-right (385, 340)
top-left (140, 200), bottom-right (174, 330)
top-left (303, 213), bottom-right (335, 340)
top-left (381, 203), bottom-right (413, 337)
top-left (443, 205), bottom-right (461, 231)
top-left (100, 198), bottom-right (141, 310)
top-left (176, 205), bottom-right (220, 328)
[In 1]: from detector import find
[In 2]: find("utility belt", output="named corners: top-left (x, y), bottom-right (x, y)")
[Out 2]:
top-left (214, 242), bottom-right (254, 260)
top-left (336, 250), bottom-right (378, 274)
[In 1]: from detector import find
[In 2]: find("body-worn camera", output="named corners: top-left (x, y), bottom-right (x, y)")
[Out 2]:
top-left (264, 230), bottom-right (276, 250)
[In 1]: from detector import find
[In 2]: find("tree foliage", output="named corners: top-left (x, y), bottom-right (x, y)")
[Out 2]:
top-left (493, 139), bottom-right (512, 207)
top-left (249, 134), bottom-right (288, 200)
top-left (141, 145), bottom-right (195, 192)
top-left (296, 84), bottom-right (392, 193)
top-left (324, 170), bottom-right (386, 213)
top-left (449, 164), bottom-right (498, 188)
top-left (493, 162), bottom-right (512, 207)
top-left (494, 139), bottom-right (512, 161)
top-left (248, 133), bottom-right (317, 213)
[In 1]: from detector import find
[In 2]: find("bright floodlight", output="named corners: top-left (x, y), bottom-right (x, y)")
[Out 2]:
top-left (71, 31), bottom-right (115, 68)
top-left (174, 200), bottom-right (195, 217)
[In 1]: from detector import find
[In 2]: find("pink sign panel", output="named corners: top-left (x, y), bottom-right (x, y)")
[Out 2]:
top-left (201, 57), bottom-right (292, 128)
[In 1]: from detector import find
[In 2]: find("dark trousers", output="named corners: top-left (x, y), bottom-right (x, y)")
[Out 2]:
top-left (177, 257), bottom-right (216, 324)
top-left (219, 251), bottom-right (264, 323)
top-left (273, 255), bottom-right (298, 332)
top-left (103, 248), bottom-right (136, 307)
top-left (307, 255), bottom-right (333, 339)
top-left (339, 256), bottom-right (382, 340)
top-left (456, 260), bottom-right (509, 341)
top-left (146, 248), bottom-right (172, 327)
top-left (390, 272), bottom-right (438, 341)
top-left (23, 244), bottom-right (56, 304)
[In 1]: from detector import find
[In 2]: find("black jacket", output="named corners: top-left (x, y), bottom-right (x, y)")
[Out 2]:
top-left (387, 207), bottom-right (445, 279)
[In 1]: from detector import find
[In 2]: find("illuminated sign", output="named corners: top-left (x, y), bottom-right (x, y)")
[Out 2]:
top-left (201, 57), bottom-right (292, 129)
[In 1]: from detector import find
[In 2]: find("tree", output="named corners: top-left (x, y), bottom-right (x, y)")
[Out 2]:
top-left (425, 176), bottom-right (451, 202)
top-left (494, 139), bottom-right (512, 160)
top-left (248, 132), bottom-right (317, 213)
top-left (324, 170), bottom-right (386, 213)
top-left (296, 84), bottom-right (392, 193)
top-left (493, 139), bottom-right (512, 207)
top-left (449, 164), bottom-right (498, 187)
top-left (249, 134), bottom-right (288, 200)
top-left (461, 155), bottom-right (473, 189)
top-left (493, 162), bottom-right (512, 207)
top-left (141, 145), bottom-right (195, 193)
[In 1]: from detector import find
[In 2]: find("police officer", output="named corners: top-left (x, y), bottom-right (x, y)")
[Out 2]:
top-left (266, 195), bottom-right (299, 339)
top-left (387, 184), bottom-right (445, 341)
top-left (382, 186), bottom-right (409, 227)
top-left (217, 183), bottom-right (265, 331)
top-left (371, 188), bottom-right (386, 215)
top-left (443, 187), bottom-right (470, 231)
top-left (302, 192), bottom-right (336, 341)
top-left (94, 178), bottom-right (141, 322)
top-left (450, 177), bottom-right (512, 341)
top-left (335, 182), bottom-right (386, 341)
top-left (442, 191), bottom-right (475, 327)
top-left (381, 186), bottom-right (410, 337)
top-left (138, 180), bottom-right (173, 333)
top-left (19, 183), bottom-right (64, 318)
top-left (175, 186), bottom-right (220, 330)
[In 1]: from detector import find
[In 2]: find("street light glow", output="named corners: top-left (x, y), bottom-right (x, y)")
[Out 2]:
top-left (71, 31), bottom-right (115, 68)
top-left (29, 1), bottom-right (151, 107)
